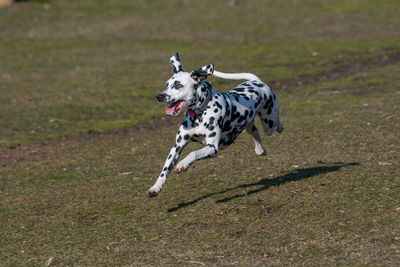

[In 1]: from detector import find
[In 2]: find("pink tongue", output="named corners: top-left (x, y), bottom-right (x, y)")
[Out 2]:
top-left (165, 100), bottom-right (185, 115)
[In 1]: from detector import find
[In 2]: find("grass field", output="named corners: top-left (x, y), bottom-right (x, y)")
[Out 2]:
top-left (1, 0), bottom-right (399, 265)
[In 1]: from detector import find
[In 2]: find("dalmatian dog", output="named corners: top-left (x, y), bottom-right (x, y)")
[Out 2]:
top-left (146, 53), bottom-right (284, 197)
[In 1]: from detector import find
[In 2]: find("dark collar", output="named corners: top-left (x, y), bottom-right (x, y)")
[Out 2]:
top-left (188, 88), bottom-right (213, 118)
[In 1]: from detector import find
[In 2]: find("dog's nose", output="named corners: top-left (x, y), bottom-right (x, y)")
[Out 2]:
top-left (156, 93), bottom-right (166, 103)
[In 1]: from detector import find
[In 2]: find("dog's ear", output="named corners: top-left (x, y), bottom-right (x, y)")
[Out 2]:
top-left (169, 52), bottom-right (184, 73)
top-left (190, 64), bottom-right (214, 81)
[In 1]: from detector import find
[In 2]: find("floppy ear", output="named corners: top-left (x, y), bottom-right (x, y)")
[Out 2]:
top-left (190, 64), bottom-right (214, 81)
top-left (169, 52), bottom-right (184, 73)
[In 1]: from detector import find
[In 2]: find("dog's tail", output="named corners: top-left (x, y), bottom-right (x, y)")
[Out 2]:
top-left (213, 70), bottom-right (262, 82)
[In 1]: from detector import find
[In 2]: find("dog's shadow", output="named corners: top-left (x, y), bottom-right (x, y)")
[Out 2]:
top-left (168, 161), bottom-right (359, 212)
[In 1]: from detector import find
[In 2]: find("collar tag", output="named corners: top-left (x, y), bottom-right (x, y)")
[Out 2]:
top-left (188, 109), bottom-right (196, 117)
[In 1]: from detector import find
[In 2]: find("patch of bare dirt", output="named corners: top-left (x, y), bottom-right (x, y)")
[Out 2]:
top-left (271, 48), bottom-right (400, 92)
top-left (0, 117), bottom-right (180, 168)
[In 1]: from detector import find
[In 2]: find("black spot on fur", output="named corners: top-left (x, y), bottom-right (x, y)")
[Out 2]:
top-left (222, 121), bottom-right (232, 132)
top-left (253, 82), bottom-right (264, 87)
top-left (233, 87), bottom-right (245, 92)
top-left (184, 134), bottom-right (190, 140)
top-left (217, 117), bottom-right (223, 128)
top-left (269, 120), bottom-right (274, 128)
top-left (177, 135), bottom-right (182, 143)
top-left (263, 99), bottom-right (270, 110)
top-left (263, 95), bottom-right (273, 111)
top-left (209, 117), bottom-right (215, 125)
top-left (231, 105), bottom-right (240, 121)
top-left (209, 132), bottom-right (216, 138)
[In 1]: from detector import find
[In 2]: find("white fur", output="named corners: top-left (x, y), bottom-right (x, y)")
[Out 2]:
top-left (213, 70), bottom-right (261, 82)
top-left (146, 54), bottom-right (284, 198)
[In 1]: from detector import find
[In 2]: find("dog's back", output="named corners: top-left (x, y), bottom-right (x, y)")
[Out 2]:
top-left (213, 70), bottom-right (284, 137)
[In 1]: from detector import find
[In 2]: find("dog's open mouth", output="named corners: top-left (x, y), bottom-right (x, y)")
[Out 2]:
top-left (165, 100), bottom-right (186, 116)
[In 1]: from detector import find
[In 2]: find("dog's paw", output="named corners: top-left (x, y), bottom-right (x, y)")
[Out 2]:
top-left (175, 162), bottom-right (188, 173)
top-left (146, 190), bottom-right (158, 198)
top-left (175, 166), bottom-right (187, 174)
top-left (255, 148), bottom-right (267, 156)
top-left (277, 123), bottom-right (285, 133)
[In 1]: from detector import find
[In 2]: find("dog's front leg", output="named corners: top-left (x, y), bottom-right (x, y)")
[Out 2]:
top-left (176, 140), bottom-right (219, 173)
top-left (146, 132), bottom-right (188, 197)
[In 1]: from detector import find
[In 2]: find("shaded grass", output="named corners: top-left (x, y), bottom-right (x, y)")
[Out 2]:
top-left (169, 162), bottom-right (360, 212)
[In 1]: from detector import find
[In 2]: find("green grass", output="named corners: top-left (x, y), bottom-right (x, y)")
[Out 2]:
top-left (1, 0), bottom-right (399, 265)
top-left (1, 0), bottom-right (400, 145)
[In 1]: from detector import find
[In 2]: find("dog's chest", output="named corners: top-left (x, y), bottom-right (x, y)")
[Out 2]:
top-left (190, 133), bottom-right (207, 145)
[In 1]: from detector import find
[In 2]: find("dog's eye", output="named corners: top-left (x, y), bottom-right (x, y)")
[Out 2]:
top-left (175, 84), bottom-right (183, 89)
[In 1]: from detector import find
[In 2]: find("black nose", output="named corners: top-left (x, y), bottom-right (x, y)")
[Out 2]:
top-left (156, 93), bottom-right (166, 102)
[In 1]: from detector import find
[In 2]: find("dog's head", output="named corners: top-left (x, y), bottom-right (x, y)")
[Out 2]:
top-left (156, 53), bottom-right (214, 117)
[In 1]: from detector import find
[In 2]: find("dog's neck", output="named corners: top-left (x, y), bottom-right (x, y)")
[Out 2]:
top-left (188, 81), bottom-right (214, 118)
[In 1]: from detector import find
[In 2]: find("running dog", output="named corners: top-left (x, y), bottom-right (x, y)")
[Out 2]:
top-left (146, 53), bottom-right (284, 197)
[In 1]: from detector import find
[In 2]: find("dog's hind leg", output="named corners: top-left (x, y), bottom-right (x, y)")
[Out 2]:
top-left (245, 121), bottom-right (267, 156)
top-left (258, 92), bottom-right (283, 136)
top-left (276, 115), bottom-right (285, 133)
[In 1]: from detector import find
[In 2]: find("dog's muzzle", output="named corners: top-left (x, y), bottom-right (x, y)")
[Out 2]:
top-left (156, 93), bottom-right (167, 103)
